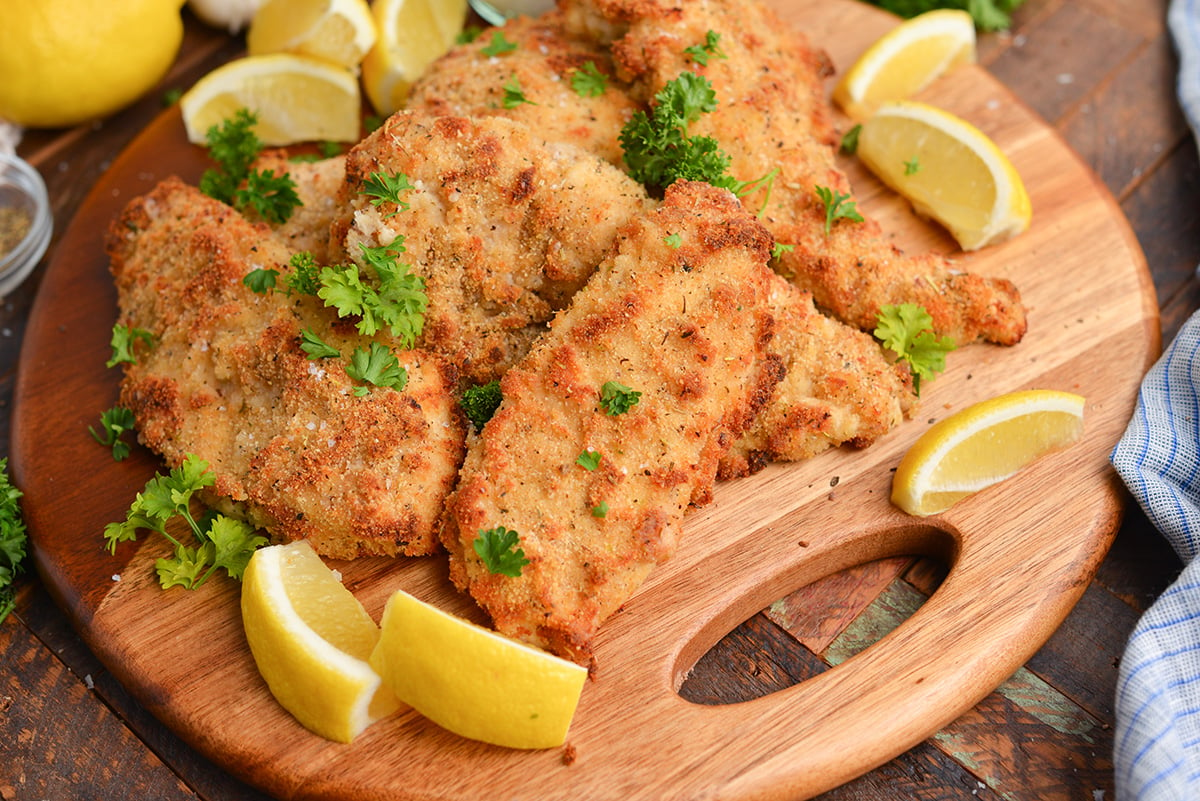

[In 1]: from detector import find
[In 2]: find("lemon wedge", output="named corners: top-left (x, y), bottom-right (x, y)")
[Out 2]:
top-left (247, 0), bottom-right (377, 71)
top-left (370, 589), bottom-right (588, 749)
top-left (180, 53), bottom-right (361, 146)
top-left (856, 100), bottom-right (1032, 251)
top-left (833, 9), bottom-right (976, 121)
top-left (241, 541), bottom-right (399, 743)
top-left (361, 0), bottom-right (469, 116)
top-left (892, 389), bottom-right (1086, 517)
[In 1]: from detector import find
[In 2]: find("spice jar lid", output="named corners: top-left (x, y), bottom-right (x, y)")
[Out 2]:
top-left (0, 153), bottom-right (52, 299)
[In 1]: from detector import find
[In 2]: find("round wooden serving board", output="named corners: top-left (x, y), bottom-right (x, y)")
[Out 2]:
top-left (11, 2), bottom-right (1159, 799)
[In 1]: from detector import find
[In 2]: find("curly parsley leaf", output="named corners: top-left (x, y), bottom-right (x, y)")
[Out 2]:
top-left (619, 72), bottom-right (728, 193)
top-left (107, 324), bottom-right (154, 368)
top-left (89, 406), bottom-right (137, 462)
top-left (473, 526), bottom-right (530, 577)
top-left (198, 108), bottom-right (301, 224)
top-left (862, 0), bottom-right (1025, 31)
top-left (105, 454), bottom-right (266, 590)
top-left (461, 380), bottom-right (503, 430)
top-left (345, 342), bottom-right (408, 396)
top-left (771, 241), bottom-right (795, 260)
top-left (362, 171), bottom-right (415, 219)
top-left (684, 30), bottom-right (727, 66)
top-left (570, 61), bottom-right (609, 97)
top-left (287, 251), bottom-right (322, 296)
top-left (0, 459), bottom-right (27, 624)
top-left (815, 185), bottom-right (864, 235)
top-left (599, 381), bottom-right (641, 415)
top-left (874, 303), bottom-right (957, 395)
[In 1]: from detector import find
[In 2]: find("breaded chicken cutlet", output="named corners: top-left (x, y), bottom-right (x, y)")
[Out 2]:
top-left (441, 181), bottom-right (784, 666)
top-left (107, 177), bottom-right (465, 559)
top-left (558, 0), bottom-right (1027, 346)
top-left (254, 149), bottom-right (345, 265)
top-left (331, 112), bottom-right (652, 387)
top-left (416, 0), bottom-right (1026, 346)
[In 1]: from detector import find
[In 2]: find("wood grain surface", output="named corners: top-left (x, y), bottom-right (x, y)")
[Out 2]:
top-left (4, 0), bottom-right (1170, 799)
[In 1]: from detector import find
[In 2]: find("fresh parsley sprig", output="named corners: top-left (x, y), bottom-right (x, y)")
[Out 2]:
top-left (481, 31), bottom-right (518, 57)
top-left (815, 185), bottom-right (864, 234)
top-left (318, 242), bottom-right (428, 347)
top-left (345, 342), bottom-right (409, 396)
top-left (198, 108), bottom-right (301, 224)
top-left (0, 459), bottom-right (27, 624)
top-left (874, 303), bottom-right (957, 395)
top-left (473, 526), bottom-right (530, 577)
top-left (107, 324), bottom-right (154, 368)
top-left (362, 171), bottom-right (415, 219)
top-left (570, 61), bottom-right (609, 97)
top-left (90, 406), bottom-right (137, 461)
top-left (104, 454), bottom-right (267, 590)
top-left (502, 75), bottom-right (536, 108)
top-left (684, 30), bottom-right (727, 66)
top-left (599, 381), bottom-right (641, 415)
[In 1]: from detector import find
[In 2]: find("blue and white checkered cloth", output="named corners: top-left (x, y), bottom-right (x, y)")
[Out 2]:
top-left (1109, 3), bottom-right (1200, 797)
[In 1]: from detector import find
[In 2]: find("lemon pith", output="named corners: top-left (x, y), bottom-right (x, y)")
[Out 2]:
top-left (370, 589), bottom-right (588, 749)
top-left (241, 541), bottom-right (398, 743)
top-left (892, 389), bottom-right (1085, 516)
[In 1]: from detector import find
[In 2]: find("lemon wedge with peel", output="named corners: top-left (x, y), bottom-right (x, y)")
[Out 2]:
top-left (241, 541), bottom-right (399, 743)
top-left (857, 100), bottom-right (1032, 251)
top-left (361, 0), bottom-right (469, 116)
top-left (370, 589), bottom-right (588, 749)
top-left (892, 389), bottom-right (1086, 517)
top-left (247, 0), bottom-right (377, 71)
top-left (180, 53), bottom-right (361, 146)
top-left (833, 9), bottom-right (976, 121)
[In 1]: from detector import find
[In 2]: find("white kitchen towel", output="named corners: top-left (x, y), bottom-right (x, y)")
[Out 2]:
top-left (1111, 5), bottom-right (1200, 793)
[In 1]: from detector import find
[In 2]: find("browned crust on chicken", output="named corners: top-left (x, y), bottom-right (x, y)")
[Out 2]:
top-left (440, 181), bottom-right (783, 665)
top-left (107, 177), bottom-right (465, 559)
top-left (332, 112), bottom-right (652, 387)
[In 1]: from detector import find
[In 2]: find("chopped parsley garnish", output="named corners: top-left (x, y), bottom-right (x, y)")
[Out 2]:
top-left (815, 185), bottom-right (864, 234)
top-left (473, 526), bottom-right (530, 577)
top-left (198, 109), bottom-right (301, 225)
top-left (840, 124), bottom-right (862, 154)
top-left (904, 156), bottom-right (921, 175)
top-left (0, 459), bottom-right (27, 623)
top-left (345, 342), bottom-right (408, 396)
top-left (318, 242), bottom-right (428, 347)
top-left (576, 449), bottom-right (602, 471)
top-left (874, 303), bottom-right (957, 396)
top-left (599, 381), bottom-right (641, 415)
top-left (771, 241), bottom-right (795, 260)
top-left (502, 75), bottom-right (536, 108)
top-left (591, 501), bottom-right (609, 519)
top-left (862, 0), bottom-right (1025, 31)
top-left (684, 30), bottom-right (727, 66)
top-left (104, 454), bottom-right (268, 590)
top-left (570, 61), bottom-right (609, 97)
top-left (461, 380), bottom-right (503, 430)
top-left (286, 251), bottom-right (322, 296)
top-left (243, 267), bottom-right (278, 294)
top-left (361, 171), bottom-right (415, 219)
top-left (89, 406), bottom-right (137, 461)
top-left (457, 24), bottom-right (484, 44)
top-left (299, 329), bottom-right (340, 360)
top-left (481, 31), bottom-right (518, 57)
top-left (106, 323), bottom-right (154, 368)
top-left (664, 232), bottom-right (683, 248)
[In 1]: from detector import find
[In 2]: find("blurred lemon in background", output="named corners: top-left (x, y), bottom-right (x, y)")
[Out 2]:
top-left (0, 0), bottom-right (185, 128)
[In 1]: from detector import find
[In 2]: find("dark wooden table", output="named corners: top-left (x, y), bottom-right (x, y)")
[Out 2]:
top-left (3, 1), bottom-right (1198, 798)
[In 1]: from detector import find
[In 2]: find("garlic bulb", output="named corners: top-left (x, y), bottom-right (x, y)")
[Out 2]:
top-left (187, 0), bottom-right (265, 33)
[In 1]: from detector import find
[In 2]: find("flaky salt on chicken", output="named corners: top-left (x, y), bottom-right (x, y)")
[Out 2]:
top-left (107, 177), bottom-right (464, 559)
top-left (441, 181), bottom-right (784, 666)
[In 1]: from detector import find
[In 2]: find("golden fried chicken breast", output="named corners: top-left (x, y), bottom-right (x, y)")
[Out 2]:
top-left (441, 181), bottom-right (784, 666)
top-left (408, 10), bottom-right (640, 166)
top-left (332, 112), bottom-right (652, 387)
top-left (108, 177), bottom-right (464, 559)
top-left (719, 272), bottom-right (915, 478)
top-left (560, 0), bottom-right (1027, 346)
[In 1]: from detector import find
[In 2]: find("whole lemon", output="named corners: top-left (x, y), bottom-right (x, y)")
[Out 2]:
top-left (0, 0), bottom-right (186, 128)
